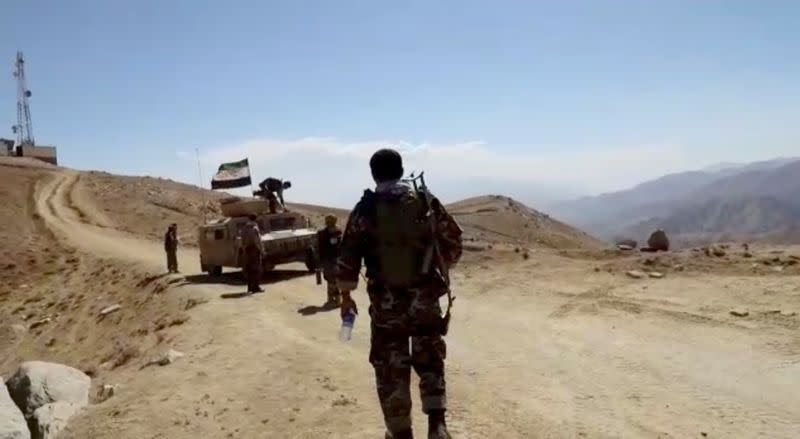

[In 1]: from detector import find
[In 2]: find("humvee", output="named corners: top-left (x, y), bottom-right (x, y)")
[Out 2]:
top-left (198, 197), bottom-right (319, 276)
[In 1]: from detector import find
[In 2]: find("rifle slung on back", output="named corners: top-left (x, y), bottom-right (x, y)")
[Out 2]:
top-left (409, 172), bottom-right (454, 336)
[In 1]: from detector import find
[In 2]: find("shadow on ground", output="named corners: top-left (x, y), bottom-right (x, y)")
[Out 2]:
top-left (183, 269), bottom-right (311, 287)
top-left (181, 269), bottom-right (313, 299)
top-left (298, 302), bottom-right (339, 316)
top-left (220, 290), bottom-right (267, 299)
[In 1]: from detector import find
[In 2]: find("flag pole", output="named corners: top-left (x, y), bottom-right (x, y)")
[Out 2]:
top-left (196, 148), bottom-right (206, 222)
top-left (247, 157), bottom-right (255, 197)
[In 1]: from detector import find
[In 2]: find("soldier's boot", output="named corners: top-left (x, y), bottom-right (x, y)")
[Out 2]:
top-left (326, 288), bottom-right (341, 307)
top-left (385, 429), bottom-right (413, 439)
top-left (427, 410), bottom-right (451, 439)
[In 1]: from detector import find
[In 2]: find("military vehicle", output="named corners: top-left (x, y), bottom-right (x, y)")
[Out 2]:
top-left (198, 196), bottom-right (319, 276)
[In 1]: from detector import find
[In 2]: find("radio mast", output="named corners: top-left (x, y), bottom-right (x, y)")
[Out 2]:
top-left (12, 51), bottom-right (35, 146)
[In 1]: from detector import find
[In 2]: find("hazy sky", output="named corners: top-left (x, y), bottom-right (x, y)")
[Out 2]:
top-left (1, 1), bottom-right (798, 207)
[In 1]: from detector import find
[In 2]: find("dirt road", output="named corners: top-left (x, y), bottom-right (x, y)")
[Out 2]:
top-left (35, 170), bottom-right (800, 438)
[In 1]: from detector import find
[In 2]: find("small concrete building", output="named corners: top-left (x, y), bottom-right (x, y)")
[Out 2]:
top-left (0, 138), bottom-right (13, 156)
top-left (19, 144), bottom-right (58, 165)
top-left (0, 138), bottom-right (58, 165)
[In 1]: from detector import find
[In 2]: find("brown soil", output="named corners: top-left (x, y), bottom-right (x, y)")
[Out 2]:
top-left (0, 161), bottom-right (190, 392)
top-left (2, 158), bottom-right (799, 438)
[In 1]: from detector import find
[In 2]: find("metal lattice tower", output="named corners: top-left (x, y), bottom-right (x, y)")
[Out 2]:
top-left (12, 51), bottom-right (34, 146)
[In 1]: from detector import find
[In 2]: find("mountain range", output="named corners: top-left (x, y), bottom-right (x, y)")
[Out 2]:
top-left (548, 157), bottom-right (800, 246)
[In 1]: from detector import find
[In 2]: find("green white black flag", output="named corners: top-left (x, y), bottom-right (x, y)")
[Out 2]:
top-left (211, 158), bottom-right (251, 189)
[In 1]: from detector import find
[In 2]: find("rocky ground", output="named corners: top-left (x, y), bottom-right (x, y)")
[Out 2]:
top-left (1, 157), bottom-right (799, 438)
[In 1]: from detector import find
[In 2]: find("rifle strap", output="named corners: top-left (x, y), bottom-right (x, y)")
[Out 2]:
top-left (440, 285), bottom-right (455, 336)
top-left (444, 287), bottom-right (454, 317)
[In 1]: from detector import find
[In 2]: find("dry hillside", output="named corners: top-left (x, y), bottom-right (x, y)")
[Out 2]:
top-left (78, 171), bottom-right (350, 245)
top-left (76, 171), bottom-right (228, 244)
top-left (79, 172), bottom-right (599, 251)
top-left (3, 159), bottom-right (800, 438)
top-left (0, 159), bottom-right (190, 386)
top-left (448, 195), bottom-right (604, 249)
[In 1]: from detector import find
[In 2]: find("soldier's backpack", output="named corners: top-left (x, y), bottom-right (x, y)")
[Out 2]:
top-left (362, 188), bottom-right (433, 288)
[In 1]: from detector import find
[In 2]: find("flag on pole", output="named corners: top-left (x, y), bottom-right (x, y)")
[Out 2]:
top-left (211, 158), bottom-right (252, 189)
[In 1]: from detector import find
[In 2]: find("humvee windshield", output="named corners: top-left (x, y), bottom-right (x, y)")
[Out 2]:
top-left (269, 216), bottom-right (296, 231)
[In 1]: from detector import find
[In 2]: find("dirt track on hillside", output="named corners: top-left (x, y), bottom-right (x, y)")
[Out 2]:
top-left (29, 170), bottom-right (800, 438)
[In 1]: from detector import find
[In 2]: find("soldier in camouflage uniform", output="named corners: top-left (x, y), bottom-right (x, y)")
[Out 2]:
top-left (257, 177), bottom-right (292, 210)
top-left (241, 214), bottom-right (265, 294)
top-left (317, 214), bottom-right (343, 306)
top-left (337, 149), bottom-right (463, 439)
top-left (164, 223), bottom-right (179, 273)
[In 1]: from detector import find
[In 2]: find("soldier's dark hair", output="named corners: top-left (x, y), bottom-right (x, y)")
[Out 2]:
top-left (369, 148), bottom-right (403, 183)
top-left (248, 214), bottom-right (257, 221)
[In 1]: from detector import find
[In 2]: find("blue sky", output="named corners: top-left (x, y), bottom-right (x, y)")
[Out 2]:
top-left (1, 0), bottom-right (799, 206)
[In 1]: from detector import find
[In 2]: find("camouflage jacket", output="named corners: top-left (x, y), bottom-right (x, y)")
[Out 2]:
top-left (241, 221), bottom-right (262, 249)
top-left (259, 177), bottom-right (283, 192)
top-left (317, 227), bottom-right (343, 262)
top-left (336, 181), bottom-right (463, 292)
top-left (164, 229), bottom-right (178, 252)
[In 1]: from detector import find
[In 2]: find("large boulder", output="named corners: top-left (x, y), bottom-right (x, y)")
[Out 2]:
top-left (31, 402), bottom-right (80, 439)
top-left (0, 376), bottom-right (30, 439)
top-left (646, 229), bottom-right (670, 252)
top-left (5, 362), bottom-right (90, 439)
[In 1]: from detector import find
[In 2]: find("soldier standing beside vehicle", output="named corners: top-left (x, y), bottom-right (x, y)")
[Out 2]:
top-left (317, 214), bottom-right (343, 306)
top-left (337, 148), bottom-right (463, 439)
top-left (241, 214), bottom-right (265, 294)
top-left (164, 223), bottom-right (179, 273)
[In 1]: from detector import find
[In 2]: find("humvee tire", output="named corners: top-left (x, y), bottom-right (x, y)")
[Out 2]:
top-left (207, 266), bottom-right (222, 277)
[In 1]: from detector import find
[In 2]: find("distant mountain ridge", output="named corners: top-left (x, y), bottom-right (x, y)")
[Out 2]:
top-left (549, 157), bottom-right (800, 246)
top-left (627, 195), bottom-right (800, 246)
top-left (694, 160), bottom-right (800, 201)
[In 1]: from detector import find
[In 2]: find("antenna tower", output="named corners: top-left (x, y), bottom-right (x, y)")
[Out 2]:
top-left (12, 51), bottom-right (34, 146)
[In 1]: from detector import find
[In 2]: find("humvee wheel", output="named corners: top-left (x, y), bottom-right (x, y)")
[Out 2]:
top-left (207, 266), bottom-right (222, 277)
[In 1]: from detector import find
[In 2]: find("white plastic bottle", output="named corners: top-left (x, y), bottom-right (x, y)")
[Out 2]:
top-left (339, 310), bottom-right (356, 342)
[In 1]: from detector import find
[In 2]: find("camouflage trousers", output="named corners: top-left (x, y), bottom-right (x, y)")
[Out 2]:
top-left (367, 282), bottom-right (447, 434)
top-left (322, 260), bottom-right (340, 303)
top-left (165, 249), bottom-right (178, 273)
top-left (243, 246), bottom-right (262, 293)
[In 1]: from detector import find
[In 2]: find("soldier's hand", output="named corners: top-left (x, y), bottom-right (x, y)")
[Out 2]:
top-left (340, 292), bottom-right (357, 317)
